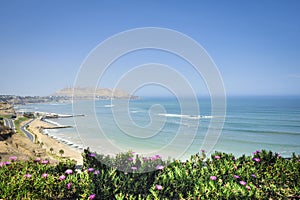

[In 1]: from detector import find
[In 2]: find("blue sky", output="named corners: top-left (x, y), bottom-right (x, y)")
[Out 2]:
top-left (0, 0), bottom-right (299, 96)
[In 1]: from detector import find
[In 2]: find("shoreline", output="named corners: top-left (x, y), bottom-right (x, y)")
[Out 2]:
top-left (27, 117), bottom-right (83, 165)
top-left (12, 98), bottom-right (300, 160)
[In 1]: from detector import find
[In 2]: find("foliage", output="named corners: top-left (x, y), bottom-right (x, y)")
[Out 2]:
top-left (0, 158), bottom-right (92, 199)
top-left (82, 148), bottom-right (170, 199)
top-left (50, 147), bottom-right (54, 154)
top-left (59, 149), bottom-right (65, 157)
top-left (83, 149), bottom-right (300, 199)
top-left (149, 150), bottom-right (300, 199)
top-left (0, 149), bottom-right (300, 199)
top-left (23, 112), bottom-right (35, 119)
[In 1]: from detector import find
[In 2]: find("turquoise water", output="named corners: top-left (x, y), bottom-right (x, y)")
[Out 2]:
top-left (16, 96), bottom-right (300, 159)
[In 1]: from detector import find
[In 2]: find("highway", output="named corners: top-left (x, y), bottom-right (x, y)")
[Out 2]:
top-left (3, 118), bottom-right (34, 142)
top-left (4, 118), bottom-right (15, 130)
top-left (20, 119), bottom-right (35, 142)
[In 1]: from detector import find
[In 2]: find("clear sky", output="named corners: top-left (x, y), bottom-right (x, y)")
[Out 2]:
top-left (0, 0), bottom-right (299, 96)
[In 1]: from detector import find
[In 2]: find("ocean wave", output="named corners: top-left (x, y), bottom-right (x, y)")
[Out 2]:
top-left (130, 110), bottom-right (140, 113)
top-left (158, 113), bottom-right (213, 120)
top-left (46, 133), bottom-right (84, 150)
top-left (42, 129), bottom-right (49, 135)
top-left (49, 103), bottom-right (70, 106)
top-left (42, 118), bottom-right (62, 126)
top-left (104, 104), bottom-right (114, 108)
top-left (60, 138), bottom-right (84, 150)
top-left (225, 138), bottom-right (300, 147)
top-left (223, 127), bottom-right (300, 136)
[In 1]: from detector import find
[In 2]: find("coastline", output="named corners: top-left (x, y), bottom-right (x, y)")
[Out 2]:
top-left (27, 118), bottom-right (83, 165)
top-left (12, 97), bottom-right (300, 159)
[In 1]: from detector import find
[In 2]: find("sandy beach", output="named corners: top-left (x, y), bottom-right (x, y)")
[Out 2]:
top-left (27, 118), bottom-right (83, 165)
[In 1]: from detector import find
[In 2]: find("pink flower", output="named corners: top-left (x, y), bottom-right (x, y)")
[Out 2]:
top-left (9, 156), bottom-right (17, 161)
top-left (131, 166), bottom-right (137, 170)
top-left (4, 161), bottom-right (10, 165)
top-left (276, 154), bottom-right (281, 158)
top-left (65, 169), bottom-right (73, 174)
top-left (142, 157), bottom-right (148, 161)
top-left (94, 170), bottom-right (100, 175)
top-left (89, 153), bottom-right (96, 157)
top-left (149, 156), bottom-right (156, 161)
top-left (246, 186), bottom-right (251, 190)
top-left (210, 176), bottom-right (217, 180)
top-left (234, 175), bottom-right (240, 179)
top-left (214, 155), bottom-right (220, 159)
top-left (0, 162), bottom-right (3, 167)
top-left (155, 184), bottom-right (163, 190)
top-left (59, 175), bottom-right (66, 180)
top-left (41, 160), bottom-right (49, 164)
top-left (252, 150), bottom-right (261, 155)
top-left (88, 168), bottom-right (94, 172)
top-left (251, 174), bottom-right (257, 178)
top-left (156, 165), bottom-right (164, 170)
top-left (239, 181), bottom-right (246, 186)
top-left (67, 183), bottom-right (72, 189)
top-left (128, 157), bottom-right (134, 161)
top-left (24, 174), bottom-right (32, 178)
top-left (42, 173), bottom-right (48, 178)
top-left (34, 157), bottom-right (41, 162)
top-left (89, 194), bottom-right (96, 199)
top-left (150, 154), bottom-right (162, 161)
top-left (252, 157), bottom-right (260, 163)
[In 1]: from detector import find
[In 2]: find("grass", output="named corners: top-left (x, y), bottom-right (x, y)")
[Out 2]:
top-left (14, 116), bottom-right (29, 134)
top-left (0, 115), bottom-right (11, 124)
top-left (0, 115), bottom-right (11, 119)
top-left (47, 151), bottom-right (72, 162)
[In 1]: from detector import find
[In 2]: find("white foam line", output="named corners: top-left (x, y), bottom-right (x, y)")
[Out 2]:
top-left (42, 129), bottom-right (84, 151)
top-left (104, 104), bottom-right (114, 108)
top-left (158, 113), bottom-right (213, 120)
top-left (130, 110), bottom-right (139, 113)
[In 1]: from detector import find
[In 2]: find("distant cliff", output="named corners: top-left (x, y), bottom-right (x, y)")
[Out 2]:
top-left (0, 102), bottom-right (15, 116)
top-left (0, 122), bottom-right (14, 141)
top-left (54, 87), bottom-right (139, 100)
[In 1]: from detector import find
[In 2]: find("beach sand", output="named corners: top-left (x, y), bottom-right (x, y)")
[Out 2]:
top-left (27, 118), bottom-right (83, 165)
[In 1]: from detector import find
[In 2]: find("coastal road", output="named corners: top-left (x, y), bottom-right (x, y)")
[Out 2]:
top-left (4, 118), bottom-right (34, 142)
top-left (21, 119), bottom-right (35, 142)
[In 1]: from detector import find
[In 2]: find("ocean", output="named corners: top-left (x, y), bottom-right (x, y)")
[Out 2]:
top-left (15, 96), bottom-right (300, 160)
